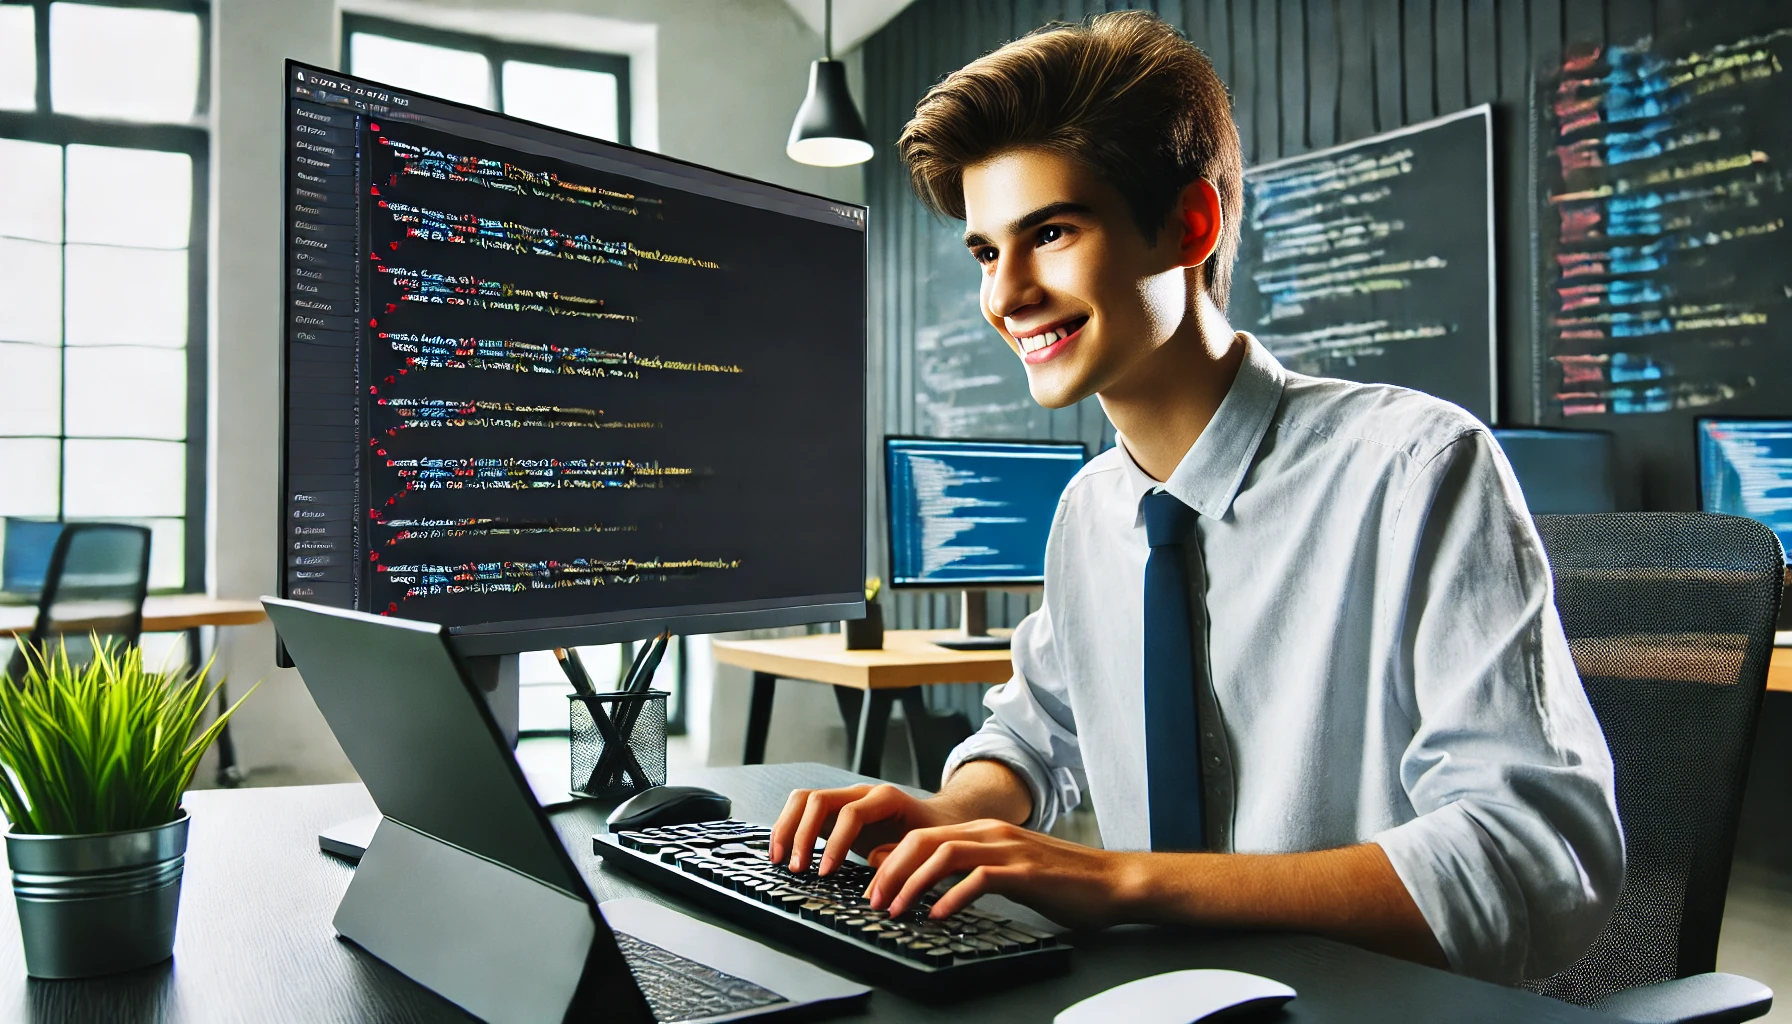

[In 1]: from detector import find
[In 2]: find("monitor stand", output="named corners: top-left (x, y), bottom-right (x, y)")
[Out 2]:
top-left (318, 652), bottom-right (519, 861)
top-left (932, 590), bottom-right (1012, 651)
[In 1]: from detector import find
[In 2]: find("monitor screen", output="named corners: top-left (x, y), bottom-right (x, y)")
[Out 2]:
top-left (1, 519), bottom-right (64, 596)
top-left (1697, 418), bottom-right (1792, 565)
top-left (884, 438), bottom-right (1087, 588)
top-left (281, 63), bottom-right (866, 652)
top-left (1490, 428), bottom-right (1616, 515)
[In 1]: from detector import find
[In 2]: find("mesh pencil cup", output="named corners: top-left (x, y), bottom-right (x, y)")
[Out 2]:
top-left (569, 691), bottom-right (669, 799)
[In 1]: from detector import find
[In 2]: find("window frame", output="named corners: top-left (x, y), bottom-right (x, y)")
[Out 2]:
top-left (0, 0), bottom-right (210, 595)
top-left (340, 12), bottom-right (632, 146)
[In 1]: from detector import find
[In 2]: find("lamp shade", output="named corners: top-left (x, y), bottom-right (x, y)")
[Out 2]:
top-left (787, 59), bottom-right (872, 167)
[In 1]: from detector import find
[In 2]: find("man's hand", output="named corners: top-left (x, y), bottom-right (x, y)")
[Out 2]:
top-left (769, 760), bottom-right (1034, 875)
top-left (768, 783), bottom-right (965, 875)
top-left (866, 818), bottom-right (1140, 931)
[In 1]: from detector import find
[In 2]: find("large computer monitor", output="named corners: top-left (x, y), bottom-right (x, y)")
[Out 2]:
top-left (280, 63), bottom-right (867, 680)
top-left (1490, 428), bottom-right (1617, 515)
top-left (1696, 417), bottom-right (1792, 565)
top-left (884, 436), bottom-right (1086, 649)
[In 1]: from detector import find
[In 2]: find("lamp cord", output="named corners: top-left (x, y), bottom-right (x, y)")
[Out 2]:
top-left (824, 0), bottom-right (833, 61)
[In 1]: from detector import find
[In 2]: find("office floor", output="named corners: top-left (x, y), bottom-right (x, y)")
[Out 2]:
top-left (1718, 862), bottom-right (1792, 1021)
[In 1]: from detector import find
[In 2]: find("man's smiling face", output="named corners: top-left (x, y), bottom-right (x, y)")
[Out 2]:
top-left (962, 147), bottom-right (1197, 409)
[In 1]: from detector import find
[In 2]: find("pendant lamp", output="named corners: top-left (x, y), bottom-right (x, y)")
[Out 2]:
top-left (787, 0), bottom-right (873, 167)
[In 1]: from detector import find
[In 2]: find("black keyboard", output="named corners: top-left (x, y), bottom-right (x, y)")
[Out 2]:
top-left (593, 820), bottom-right (1070, 994)
top-left (613, 930), bottom-right (785, 1022)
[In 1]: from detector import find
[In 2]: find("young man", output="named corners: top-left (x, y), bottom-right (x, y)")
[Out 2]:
top-left (769, 11), bottom-right (1623, 983)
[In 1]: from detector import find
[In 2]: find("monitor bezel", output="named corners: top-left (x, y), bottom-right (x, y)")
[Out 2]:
top-left (1692, 414), bottom-right (1792, 567)
top-left (278, 60), bottom-right (869, 654)
top-left (881, 434), bottom-right (1088, 592)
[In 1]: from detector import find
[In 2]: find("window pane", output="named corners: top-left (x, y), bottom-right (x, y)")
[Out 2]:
top-left (0, 140), bottom-right (63, 243)
top-left (49, 3), bottom-right (200, 123)
top-left (0, 439), bottom-right (59, 516)
top-left (0, 342), bottom-right (61, 436)
top-left (502, 62), bottom-right (618, 142)
top-left (64, 346), bottom-right (186, 440)
top-left (63, 438), bottom-right (184, 517)
top-left (65, 146), bottom-right (191, 248)
top-left (0, 238), bottom-right (61, 344)
top-left (65, 246), bottom-right (187, 347)
top-left (0, 5), bottom-right (34, 112)
top-left (350, 33), bottom-right (492, 110)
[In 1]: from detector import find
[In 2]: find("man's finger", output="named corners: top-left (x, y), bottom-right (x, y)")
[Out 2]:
top-left (865, 824), bottom-right (960, 908)
top-left (886, 839), bottom-right (993, 918)
top-left (820, 784), bottom-right (905, 875)
top-left (929, 864), bottom-right (1013, 919)
top-left (768, 788), bottom-right (814, 864)
top-left (789, 785), bottom-right (870, 872)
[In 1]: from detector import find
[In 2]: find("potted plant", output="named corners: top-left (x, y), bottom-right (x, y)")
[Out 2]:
top-left (0, 639), bottom-right (254, 978)
top-left (844, 576), bottom-right (885, 649)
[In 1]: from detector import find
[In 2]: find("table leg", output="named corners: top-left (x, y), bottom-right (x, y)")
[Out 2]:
top-left (898, 689), bottom-right (972, 792)
top-left (852, 690), bottom-right (894, 778)
top-left (191, 626), bottom-right (243, 789)
top-left (743, 671), bottom-right (776, 765)
top-left (833, 686), bottom-right (862, 754)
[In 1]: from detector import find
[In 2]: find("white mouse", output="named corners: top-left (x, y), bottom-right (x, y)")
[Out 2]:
top-left (1055, 969), bottom-right (1297, 1024)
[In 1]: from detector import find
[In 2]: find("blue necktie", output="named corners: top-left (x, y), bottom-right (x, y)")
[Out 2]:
top-left (1142, 490), bottom-right (1207, 852)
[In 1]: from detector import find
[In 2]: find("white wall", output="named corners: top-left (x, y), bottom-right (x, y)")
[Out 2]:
top-left (207, 0), bottom-right (866, 784)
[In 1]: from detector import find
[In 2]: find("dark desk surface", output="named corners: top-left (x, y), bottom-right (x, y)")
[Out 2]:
top-left (0, 762), bottom-right (1612, 1023)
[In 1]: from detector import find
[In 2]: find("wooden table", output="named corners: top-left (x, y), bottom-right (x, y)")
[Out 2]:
top-left (710, 630), bottom-right (1014, 788)
top-left (0, 765), bottom-right (1617, 1023)
top-left (1771, 646), bottom-right (1791, 694)
top-left (0, 594), bottom-right (266, 637)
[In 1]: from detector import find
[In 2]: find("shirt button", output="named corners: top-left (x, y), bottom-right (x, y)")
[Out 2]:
top-left (1208, 754), bottom-right (1223, 767)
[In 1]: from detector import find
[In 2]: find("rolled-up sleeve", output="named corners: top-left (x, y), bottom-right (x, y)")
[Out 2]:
top-left (940, 603), bottom-right (1085, 832)
top-left (1371, 430), bottom-right (1625, 983)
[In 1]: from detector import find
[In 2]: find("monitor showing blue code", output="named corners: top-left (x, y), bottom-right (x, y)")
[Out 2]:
top-left (885, 438), bottom-right (1086, 587)
top-left (1697, 418), bottom-right (1792, 565)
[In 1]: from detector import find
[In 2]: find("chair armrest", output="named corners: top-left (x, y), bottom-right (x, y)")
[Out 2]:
top-left (1589, 972), bottom-right (1772, 1024)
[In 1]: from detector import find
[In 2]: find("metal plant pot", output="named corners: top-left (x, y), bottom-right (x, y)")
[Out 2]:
top-left (6, 812), bottom-right (189, 978)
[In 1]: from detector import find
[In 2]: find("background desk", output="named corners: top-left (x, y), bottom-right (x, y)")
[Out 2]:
top-left (1771, 647), bottom-right (1791, 693)
top-left (711, 630), bottom-right (1013, 787)
top-left (0, 595), bottom-right (266, 638)
top-left (0, 762), bottom-right (1611, 1023)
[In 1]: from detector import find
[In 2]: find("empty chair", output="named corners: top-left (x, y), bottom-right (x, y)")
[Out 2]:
top-left (1527, 512), bottom-right (1779, 1023)
top-left (5, 524), bottom-right (152, 681)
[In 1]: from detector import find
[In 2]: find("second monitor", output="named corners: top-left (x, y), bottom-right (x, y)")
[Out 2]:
top-left (884, 436), bottom-right (1087, 650)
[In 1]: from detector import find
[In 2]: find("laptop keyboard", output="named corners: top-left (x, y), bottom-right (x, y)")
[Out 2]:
top-left (614, 930), bottom-right (785, 1023)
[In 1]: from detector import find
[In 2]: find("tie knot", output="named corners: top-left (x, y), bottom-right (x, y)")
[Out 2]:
top-left (1142, 490), bottom-right (1197, 547)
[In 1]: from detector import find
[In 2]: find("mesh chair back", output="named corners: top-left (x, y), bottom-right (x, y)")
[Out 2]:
top-left (5, 524), bottom-right (151, 679)
top-left (1525, 513), bottom-right (1782, 1005)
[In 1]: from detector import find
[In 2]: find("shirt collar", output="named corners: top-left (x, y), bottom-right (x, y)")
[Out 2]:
top-left (1117, 332), bottom-right (1286, 527)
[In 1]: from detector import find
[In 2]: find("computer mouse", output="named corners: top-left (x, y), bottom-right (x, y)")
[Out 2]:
top-left (1054, 969), bottom-right (1296, 1024)
top-left (606, 785), bottom-right (734, 832)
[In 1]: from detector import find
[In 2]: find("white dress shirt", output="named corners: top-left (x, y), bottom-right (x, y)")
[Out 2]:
top-left (941, 334), bottom-right (1624, 983)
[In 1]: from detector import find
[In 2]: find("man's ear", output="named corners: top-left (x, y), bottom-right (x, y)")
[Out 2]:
top-left (1174, 178), bottom-right (1223, 270)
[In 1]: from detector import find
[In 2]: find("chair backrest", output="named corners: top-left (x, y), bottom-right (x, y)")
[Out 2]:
top-left (1525, 512), bottom-right (1783, 1005)
top-left (5, 524), bottom-right (151, 679)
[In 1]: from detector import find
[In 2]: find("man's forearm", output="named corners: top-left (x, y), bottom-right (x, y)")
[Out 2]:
top-left (1113, 842), bottom-right (1448, 967)
top-left (928, 759), bottom-right (1033, 826)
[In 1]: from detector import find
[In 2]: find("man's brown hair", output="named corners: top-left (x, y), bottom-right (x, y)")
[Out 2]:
top-left (898, 10), bottom-right (1244, 310)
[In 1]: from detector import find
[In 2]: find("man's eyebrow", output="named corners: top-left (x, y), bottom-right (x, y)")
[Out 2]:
top-left (962, 201), bottom-right (1094, 248)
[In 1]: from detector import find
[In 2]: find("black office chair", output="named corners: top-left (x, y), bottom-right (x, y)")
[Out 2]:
top-left (1527, 513), bottom-right (1779, 1024)
top-left (4, 523), bottom-right (152, 681)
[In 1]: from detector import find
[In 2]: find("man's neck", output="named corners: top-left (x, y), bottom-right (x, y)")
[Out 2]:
top-left (1097, 296), bottom-right (1245, 482)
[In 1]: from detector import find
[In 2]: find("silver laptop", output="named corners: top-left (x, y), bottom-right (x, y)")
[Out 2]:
top-left (264, 596), bottom-right (868, 1024)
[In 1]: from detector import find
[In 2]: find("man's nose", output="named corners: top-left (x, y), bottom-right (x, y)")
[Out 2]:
top-left (986, 256), bottom-right (1043, 322)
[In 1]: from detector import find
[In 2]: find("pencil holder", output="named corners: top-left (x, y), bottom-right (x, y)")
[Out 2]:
top-left (569, 691), bottom-right (669, 799)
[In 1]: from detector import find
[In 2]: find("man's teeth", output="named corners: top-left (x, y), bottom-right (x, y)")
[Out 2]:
top-left (1019, 324), bottom-right (1075, 354)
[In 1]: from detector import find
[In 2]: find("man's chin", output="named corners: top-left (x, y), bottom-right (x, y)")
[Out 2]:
top-left (1025, 368), bottom-right (1097, 410)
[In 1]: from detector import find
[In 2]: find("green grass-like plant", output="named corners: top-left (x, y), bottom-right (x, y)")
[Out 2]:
top-left (0, 638), bottom-right (257, 835)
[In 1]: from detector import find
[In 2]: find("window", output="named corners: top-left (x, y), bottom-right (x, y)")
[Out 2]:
top-left (343, 14), bottom-right (630, 145)
top-left (0, 1), bottom-right (209, 593)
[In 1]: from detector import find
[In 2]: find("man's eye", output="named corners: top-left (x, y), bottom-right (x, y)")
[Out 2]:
top-left (1038, 225), bottom-right (1065, 245)
top-left (973, 247), bottom-right (997, 264)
